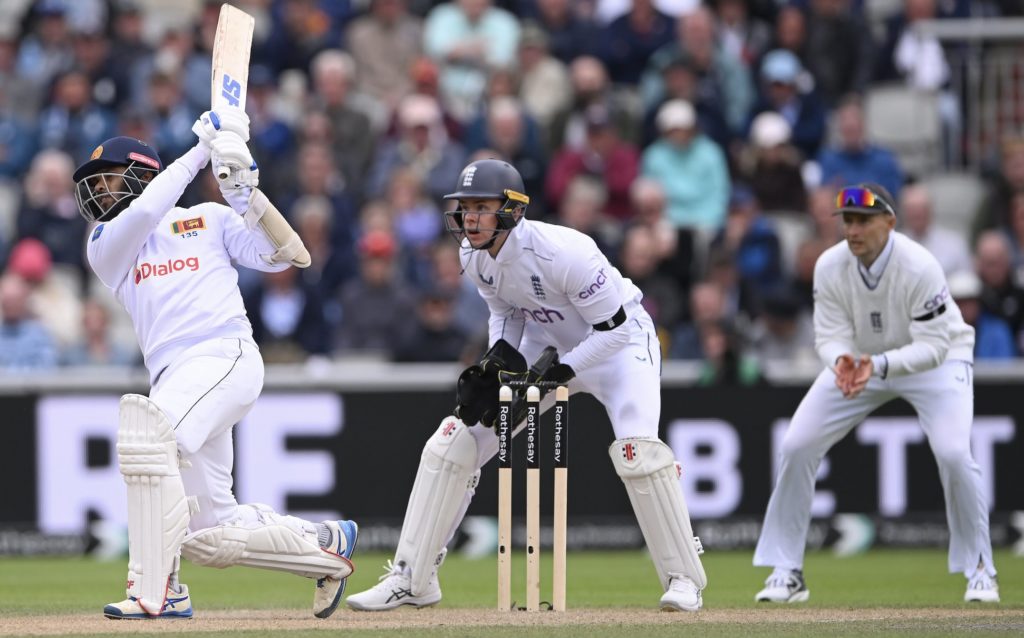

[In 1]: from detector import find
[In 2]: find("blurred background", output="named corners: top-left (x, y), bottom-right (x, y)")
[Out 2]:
top-left (0, 0), bottom-right (1022, 558)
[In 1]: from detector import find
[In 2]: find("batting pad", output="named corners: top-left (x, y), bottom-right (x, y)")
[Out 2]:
top-left (397, 416), bottom-right (479, 595)
top-left (609, 437), bottom-right (707, 590)
top-left (181, 504), bottom-right (352, 580)
top-left (117, 394), bottom-right (190, 615)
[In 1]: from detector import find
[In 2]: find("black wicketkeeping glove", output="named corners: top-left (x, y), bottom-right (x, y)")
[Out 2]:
top-left (454, 339), bottom-right (527, 427)
top-left (497, 346), bottom-right (575, 394)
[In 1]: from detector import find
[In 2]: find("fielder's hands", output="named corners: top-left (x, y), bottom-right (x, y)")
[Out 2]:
top-left (210, 131), bottom-right (258, 213)
top-left (497, 347), bottom-right (575, 394)
top-left (834, 354), bottom-right (872, 399)
top-left (192, 107), bottom-right (251, 147)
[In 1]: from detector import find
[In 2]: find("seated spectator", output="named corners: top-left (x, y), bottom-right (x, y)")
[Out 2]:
top-left (804, 0), bottom-right (875, 107)
top-left (816, 94), bottom-right (904, 198)
top-left (0, 272), bottom-right (57, 371)
top-left (555, 176), bottom-right (621, 258)
top-left (629, 177), bottom-right (685, 270)
top-left (670, 280), bottom-right (727, 360)
top-left (899, 183), bottom-right (972, 276)
top-left (947, 269), bottom-right (1017, 359)
top-left (747, 287), bottom-right (816, 364)
top-left (808, 184), bottom-right (844, 244)
top-left (0, 79), bottom-right (36, 179)
top-left (640, 52), bottom-right (731, 149)
top-left (746, 49), bottom-right (827, 160)
top-left (516, 22), bottom-right (572, 138)
top-left (463, 97), bottom-right (547, 205)
top-left (548, 56), bottom-right (638, 153)
top-left (695, 318), bottom-right (763, 386)
top-left (529, 0), bottom-right (604, 64)
top-left (642, 99), bottom-right (730, 233)
top-left (973, 135), bottom-right (1024, 241)
top-left (713, 0), bottom-right (773, 68)
top-left (61, 297), bottom-right (138, 366)
top-left (709, 185), bottom-right (783, 309)
top-left (345, 0), bottom-right (424, 116)
top-left (601, 0), bottom-right (675, 86)
top-left (145, 71), bottom-right (196, 164)
top-left (17, 150), bottom-right (88, 283)
top-left (392, 285), bottom-right (469, 362)
top-left (975, 230), bottom-right (1024, 339)
top-left (4, 236), bottom-right (82, 348)
top-left (547, 103), bottom-right (640, 221)
top-left (429, 239), bottom-right (489, 336)
top-left (244, 265), bottom-right (330, 363)
top-left (334, 229), bottom-right (415, 357)
top-left (739, 111), bottom-right (807, 212)
top-left (619, 224), bottom-right (684, 337)
top-left (387, 167), bottom-right (443, 287)
top-left (789, 238), bottom-right (830, 311)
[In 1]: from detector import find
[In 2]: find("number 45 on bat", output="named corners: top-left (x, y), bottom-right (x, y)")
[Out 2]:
top-left (210, 3), bottom-right (254, 178)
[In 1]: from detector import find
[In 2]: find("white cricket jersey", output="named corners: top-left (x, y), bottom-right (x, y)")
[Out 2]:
top-left (459, 219), bottom-right (645, 372)
top-left (813, 231), bottom-right (974, 376)
top-left (87, 144), bottom-right (286, 382)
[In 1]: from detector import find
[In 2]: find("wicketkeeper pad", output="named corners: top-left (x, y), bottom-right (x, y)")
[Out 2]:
top-left (118, 394), bottom-right (191, 615)
top-left (397, 416), bottom-right (479, 595)
top-left (609, 437), bottom-right (707, 590)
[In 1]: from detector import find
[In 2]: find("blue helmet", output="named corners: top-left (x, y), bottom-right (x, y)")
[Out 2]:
top-left (73, 137), bottom-right (163, 223)
top-left (442, 159), bottom-right (529, 249)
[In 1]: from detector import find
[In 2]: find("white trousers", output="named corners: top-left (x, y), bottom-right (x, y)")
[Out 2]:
top-left (149, 337), bottom-right (263, 531)
top-left (753, 360), bottom-right (996, 577)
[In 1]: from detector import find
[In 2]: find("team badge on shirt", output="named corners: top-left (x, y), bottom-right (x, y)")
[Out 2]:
top-left (171, 217), bottom-right (207, 235)
top-left (871, 311), bottom-right (883, 333)
top-left (531, 274), bottom-right (546, 299)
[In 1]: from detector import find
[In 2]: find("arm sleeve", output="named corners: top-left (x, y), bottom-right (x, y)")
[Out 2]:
top-left (87, 144), bottom-right (211, 288)
top-left (878, 262), bottom-right (952, 376)
top-left (221, 203), bottom-right (290, 273)
top-left (813, 260), bottom-right (856, 370)
top-left (558, 250), bottom-right (631, 372)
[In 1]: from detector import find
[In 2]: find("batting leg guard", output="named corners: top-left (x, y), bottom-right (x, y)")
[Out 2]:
top-left (610, 437), bottom-right (707, 590)
top-left (118, 394), bottom-right (191, 616)
top-left (181, 504), bottom-right (352, 580)
top-left (397, 416), bottom-right (479, 596)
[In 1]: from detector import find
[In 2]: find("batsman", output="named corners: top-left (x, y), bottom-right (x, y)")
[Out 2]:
top-left (75, 106), bottom-right (356, 619)
top-left (346, 159), bottom-right (707, 612)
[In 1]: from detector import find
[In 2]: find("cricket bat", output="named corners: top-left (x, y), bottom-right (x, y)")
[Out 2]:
top-left (210, 3), bottom-right (255, 180)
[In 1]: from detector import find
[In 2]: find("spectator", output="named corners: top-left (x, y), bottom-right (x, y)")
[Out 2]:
top-left (713, 0), bottom-right (773, 68)
top-left (816, 94), bottom-right (904, 198)
top-left (746, 49), bottom-right (827, 160)
top-left (15, 1), bottom-right (73, 97)
top-left (428, 239), bottom-right (488, 336)
top-left (642, 99), bottom-right (730, 233)
top-left (0, 32), bottom-right (43, 123)
top-left (0, 273), bottom-right (58, 371)
top-left (808, 184), bottom-right (843, 244)
top-left (463, 96), bottom-right (547, 206)
top-left (899, 183), bottom-right (972, 276)
top-left (629, 177), bottom-right (686, 272)
top-left (61, 297), bottom-right (138, 366)
top-left (4, 236), bottom-right (82, 350)
top-left (747, 287), bottom-right (816, 364)
top-left (804, 0), bottom-right (875, 107)
top-left (423, 0), bottom-right (521, 123)
top-left (547, 103), bottom-right (640, 220)
top-left (258, 0), bottom-right (340, 74)
top-left (392, 285), bottom-right (469, 362)
top-left (145, 71), bottom-right (196, 163)
top-left (292, 195), bottom-right (349, 300)
top-left (36, 68), bottom-right (117, 163)
top-left (244, 65), bottom-right (296, 202)
top-left (386, 167), bottom-right (443, 286)
top-left (548, 56), bottom-right (638, 153)
top-left (740, 111), bottom-right (807, 212)
top-left (619, 224), bottom-right (684, 335)
top-left (334, 229), bottom-right (415, 357)
top-left (602, 0), bottom-right (675, 85)
top-left (17, 150), bottom-right (88, 279)
top-left (244, 265), bottom-right (330, 363)
top-left (973, 135), bottom-right (1024, 241)
top-left (529, 0), bottom-right (604, 64)
top-left (975, 230), bottom-right (1024, 340)
top-left (695, 318), bottom-right (764, 386)
top-left (516, 21), bottom-right (573, 137)
top-left (0, 77), bottom-right (36, 179)
top-left (346, 0), bottom-right (424, 115)
top-left (555, 176), bottom-right (621, 258)
top-left (789, 238), bottom-right (830, 311)
top-left (709, 185), bottom-right (784, 309)
top-left (671, 280), bottom-right (727, 359)
top-left (641, 52), bottom-right (731, 149)
top-left (947, 269), bottom-right (1016, 359)
top-left (71, 26), bottom-right (128, 112)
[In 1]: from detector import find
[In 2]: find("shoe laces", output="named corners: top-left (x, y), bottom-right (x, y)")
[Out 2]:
top-left (968, 570), bottom-right (996, 590)
top-left (375, 560), bottom-right (410, 585)
top-left (765, 567), bottom-right (797, 588)
top-left (669, 576), bottom-right (698, 593)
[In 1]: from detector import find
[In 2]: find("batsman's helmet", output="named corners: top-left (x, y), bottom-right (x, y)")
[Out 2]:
top-left (73, 136), bottom-right (163, 223)
top-left (443, 159), bottom-right (529, 246)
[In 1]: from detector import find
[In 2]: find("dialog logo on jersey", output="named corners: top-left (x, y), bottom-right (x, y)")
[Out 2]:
top-left (134, 257), bottom-right (200, 284)
top-left (579, 268), bottom-right (608, 299)
top-left (171, 216), bottom-right (206, 234)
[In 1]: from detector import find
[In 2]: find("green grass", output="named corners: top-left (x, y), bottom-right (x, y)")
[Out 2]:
top-left (0, 549), bottom-right (1020, 636)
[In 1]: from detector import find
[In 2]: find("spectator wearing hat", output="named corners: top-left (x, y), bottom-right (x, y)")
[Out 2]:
top-left (739, 111), bottom-right (807, 212)
top-left (947, 269), bottom-right (1016, 359)
top-left (392, 283), bottom-right (469, 362)
top-left (816, 93), bottom-right (904, 199)
top-left (546, 102), bottom-right (640, 220)
top-left (333, 229), bottom-right (415, 357)
top-left (746, 48), bottom-right (827, 159)
top-left (517, 21), bottom-right (572, 136)
top-left (346, 0), bottom-right (424, 115)
top-left (642, 99), bottom-right (730, 232)
top-left (899, 184), bottom-right (972, 277)
top-left (0, 272), bottom-right (58, 372)
top-left (367, 93), bottom-right (467, 205)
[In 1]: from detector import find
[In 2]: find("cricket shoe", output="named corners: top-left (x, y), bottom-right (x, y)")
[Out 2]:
top-left (103, 585), bottom-right (193, 619)
top-left (755, 568), bottom-right (809, 603)
top-left (346, 560), bottom-right (442, 611)
top-left (660, 575), bottom-right (702, 611)
top-left (313, 519), bottom-right (359, 619)
top-left (964, 569), bottom-right (1000, 603)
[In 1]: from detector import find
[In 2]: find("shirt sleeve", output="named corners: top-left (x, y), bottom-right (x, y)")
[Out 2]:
top-left (877, 261), bottom-right (952, 376)
top-left (557, 250), bottom-right (631, 373)
top-left (813, 259), bottom-right (856, 370)
top-left (221, 204), bottom-right (290, 273)
top-left (87, 144), bottom-right (211, 288)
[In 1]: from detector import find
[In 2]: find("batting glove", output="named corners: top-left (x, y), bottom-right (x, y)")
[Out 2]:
top-left (192, 107), bottom-right (251, 147)
top-left (210, 132), bottom-right (258, 213)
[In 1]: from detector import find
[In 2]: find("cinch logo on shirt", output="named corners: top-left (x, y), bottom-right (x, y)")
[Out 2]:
top-left (521, 306), bottom-right (565, 323)
top-left (134, 257), bottom-right (200, 284)
top-left (579, 268), bottom-right (608, 299)
top-left (171, 217), bottom-right (206, 234)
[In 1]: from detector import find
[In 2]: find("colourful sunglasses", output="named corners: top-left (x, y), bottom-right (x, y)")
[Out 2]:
top-left (835, 187), bottom-right (893, 214)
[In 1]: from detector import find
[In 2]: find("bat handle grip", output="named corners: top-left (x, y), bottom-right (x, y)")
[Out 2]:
top-left (216, 165), bottom-right (230, 180)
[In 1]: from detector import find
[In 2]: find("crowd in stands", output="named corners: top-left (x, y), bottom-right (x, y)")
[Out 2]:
top-left (2, 0), bottom-right (1024, 382)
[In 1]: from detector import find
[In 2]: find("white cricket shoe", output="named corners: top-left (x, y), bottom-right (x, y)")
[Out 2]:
top-left (103, 584), bottom-right (193, 619)
top-left (755, 568), bottom-right (809, 603)
top-left (313, 519), bottom-right (359, 619)
top-left (660, 575), bottom-right (702, 611)
top-left (346, 560), bottom-right (442, 611)
top-left (964, 569), bottom-right (1000, 603)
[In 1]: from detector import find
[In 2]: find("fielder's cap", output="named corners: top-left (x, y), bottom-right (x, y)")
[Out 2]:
top-left (656, 99), bottom-right (696, 132)
top-left (948, 270), bottom-right (982, 299)
top-left (750, 111), bottom-right (792, 148)
top-left (358, 230), bottom-right (397, 259)
top-left (7, 238), bottom-right (52, 284)
top-left (833, 183), bottom-right (898, 216)
top-left (761, 49), bottom-right (801, 84)
top-left (73, 136), bottom-right (163, 182)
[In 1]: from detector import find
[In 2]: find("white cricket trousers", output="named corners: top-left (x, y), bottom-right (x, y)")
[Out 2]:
top-left (149, 337), bottom-right (263, 531)
top-left (754, 360), bottom-right (996, 577)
